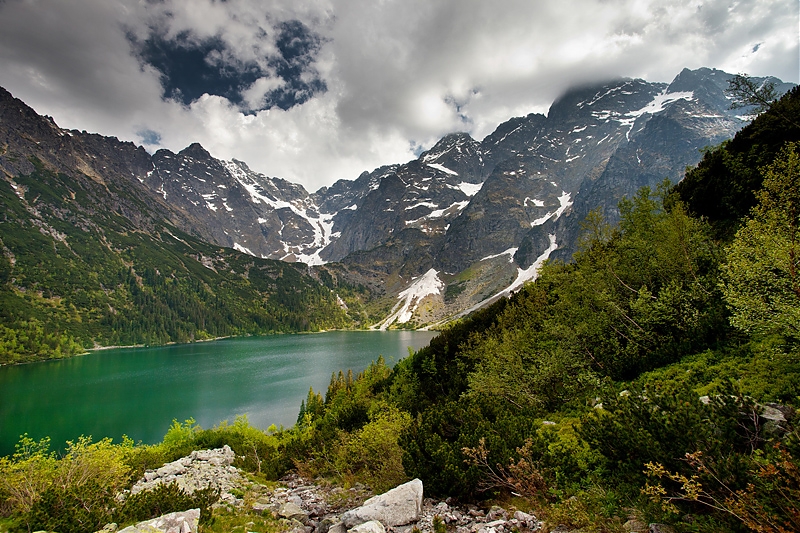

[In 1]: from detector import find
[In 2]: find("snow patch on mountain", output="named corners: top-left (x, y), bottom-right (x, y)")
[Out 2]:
top-left (427, 163), bottom-right (458, 176)
top-left (457, 182), bottom-right (483, 196)
top-left (530, 192), bottom-right (572, 226)
top-left (292, 212), bottom-right (336, 266)
top-left (453, 235), bottom-right (558, 322)
top-left (481, 247), bottom-right (519, 262)
top-left (406, 201), bottom-right (439, 211)
top-left (233, 243), bottom-right (254, 255)
top-left (376, 269), bottom-right (444, 329)
top-left (503, 234), bottom-right (558, 295)
top-left (628, 90), bottom-right (694, 119)
top-left (222, 160), bottom-right (338, 265)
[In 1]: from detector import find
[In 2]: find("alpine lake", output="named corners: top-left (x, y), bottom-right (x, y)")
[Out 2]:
top-left (0, 330), bottom-right (437, 456)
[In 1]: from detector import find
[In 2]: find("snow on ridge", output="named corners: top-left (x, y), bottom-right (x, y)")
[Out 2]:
top-left (525, 197), bottom-right (545, 207)
top-left (627, 90), bottom-right (694, 119)
top-left (429, 200), bottom-right (469, 219)
top-left (376, 269), bottom-right (444, 329)
top-left (406, 201), bottom-right (439, 211)
top-left (503, 234), bottom-right (558, 295)
top-left (233, 242), bottom-right (255, 255)
top-left (293, 212), bottom-right (336, 266)
top-left (223, 159), bottom-right (338, 265)
top-left (427, 163), bottom-right (458, 176)
top-left (458, 181), bottom-right (483, 197)
top-left (453, 235), bottom-right (558, 322)
top-left (531, 213), bottom-right (552, 226)
top-left (481, 247), bottom-right (519, 262)
top-left (529, 192), bottom-right (572, 227)
top-left (555, 191), bottom-right (572, 218)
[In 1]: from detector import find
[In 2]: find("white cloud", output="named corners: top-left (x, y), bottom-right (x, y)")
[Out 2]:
top-left (0, 0), bottom-right (796, 193)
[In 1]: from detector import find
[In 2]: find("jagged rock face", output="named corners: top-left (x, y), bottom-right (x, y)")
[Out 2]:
top-left (143, 145), bottom-right (337, 263)
top-left (0, 87), bottom-right (182, 233)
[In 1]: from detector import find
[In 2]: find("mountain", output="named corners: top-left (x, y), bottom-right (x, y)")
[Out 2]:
top-left (0, 87), bottom-right (362, 363)
top-left (1, 68), bottom-right (794, 337)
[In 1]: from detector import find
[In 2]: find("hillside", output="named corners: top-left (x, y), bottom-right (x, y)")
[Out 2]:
top-left (130, 68), bottom-right (795, 327)
top-left (0, 89), bottom-right (361, 364)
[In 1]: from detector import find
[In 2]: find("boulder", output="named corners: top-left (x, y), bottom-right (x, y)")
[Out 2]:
top-left (341, 479), bottom-right (423, 527)
top-left (118, 508), bottom-right (200, 533)
top-left (649, 525), bottom-right (676, 533)
top-left (328, 522), bottom-right (347, 533)
top-left (348, 521), bottom-right (386, 533)
top-left (280, 501), bottom-right (309, 524)
top-left (251, 501), bottom-right (271, 515)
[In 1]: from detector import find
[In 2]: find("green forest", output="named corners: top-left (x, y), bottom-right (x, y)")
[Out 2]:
top-left (0, 158), bottom-right (366, 364)
top-left (1, 82), bottom-right (800, 532)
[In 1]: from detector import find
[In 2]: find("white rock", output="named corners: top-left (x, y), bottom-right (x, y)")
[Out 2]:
top-left (118, 508), bottom-right (200, 533)
top-left (348, 521), bottom-right (386, 533)
top-left (341, 479), bottom-right (423, 527)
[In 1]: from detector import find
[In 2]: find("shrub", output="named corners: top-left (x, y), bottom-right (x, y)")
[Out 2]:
top-left (116, 482), bottom-right (220, 525)
top-left (2, 436), bottom-right (132, 533)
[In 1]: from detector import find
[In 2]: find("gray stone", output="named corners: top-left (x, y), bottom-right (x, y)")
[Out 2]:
top-left (649, 524), bottom-right (676, 533)
top-left (328, 521), bottom-right (347, 533)
top-left (348, 521), bottom-right (386, 533)
top-left (317, 518), bottom-right (339, 533)
top-left (117, 509), bottom-right (200, 533)
top-left (341, 478), bottom-right (423, 527)
top-left (623, 519), bottom-right (647, 532)
top-left (129, 446), bottom-right (244, 505)
top-left (280, 501), bottom-right (309, 523)
top-left (251, 501), bottom-right (271, 515)
top-left (156, 461), bottom-right (187, 478)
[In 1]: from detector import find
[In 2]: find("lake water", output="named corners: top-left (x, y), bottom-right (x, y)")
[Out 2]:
top-left (0, 331), bottom-right (436, 456)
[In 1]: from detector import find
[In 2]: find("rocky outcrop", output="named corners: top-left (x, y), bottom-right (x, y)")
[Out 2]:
top-left (130, 445), bottom-right (245, 506)
top-left (341, 478), bottom-right (423, 527)
top-left (117, 509), bottom-right (200, 533)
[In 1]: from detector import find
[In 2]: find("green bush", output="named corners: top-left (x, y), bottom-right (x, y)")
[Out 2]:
top-left (116, 482), bottom-right (219, 525)
top-left (0, 435), bottom-right (132, 533)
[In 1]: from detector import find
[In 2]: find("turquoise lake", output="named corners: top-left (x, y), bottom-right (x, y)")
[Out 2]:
top-left (0, 330), bottom-right (436, 456)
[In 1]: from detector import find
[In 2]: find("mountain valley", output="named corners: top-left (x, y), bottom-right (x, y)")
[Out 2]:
top-left (0, 68), bottom-right (794, 353)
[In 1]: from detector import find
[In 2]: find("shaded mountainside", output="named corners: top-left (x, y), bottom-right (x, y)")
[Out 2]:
top-left (0, 88), bottom-right (362, 363)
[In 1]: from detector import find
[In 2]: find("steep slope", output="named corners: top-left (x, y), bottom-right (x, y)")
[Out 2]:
top-left (0, 88), bottom-right (355, 363)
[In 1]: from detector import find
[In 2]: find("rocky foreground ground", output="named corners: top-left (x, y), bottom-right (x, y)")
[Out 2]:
top-left (110, 446), bottom-right (681, 533)
top-left (109, 445), bottom-right (542, 533)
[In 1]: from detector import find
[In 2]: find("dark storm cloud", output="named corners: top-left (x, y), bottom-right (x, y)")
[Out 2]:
top-left (130, 19), bottom-right (326, 112)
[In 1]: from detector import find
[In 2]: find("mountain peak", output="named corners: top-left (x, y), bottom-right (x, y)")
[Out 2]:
top-left (420, 132), bottom-right (477, 162)
top-left (178, 142), bottom-right (212, 160)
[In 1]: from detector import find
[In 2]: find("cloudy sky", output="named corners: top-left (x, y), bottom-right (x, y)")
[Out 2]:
top-left (0, 0), bottom-right (797, 192)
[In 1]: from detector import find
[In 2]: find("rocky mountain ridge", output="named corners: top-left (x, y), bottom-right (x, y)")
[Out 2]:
top-left (1, 68), bottom-right (794, 330)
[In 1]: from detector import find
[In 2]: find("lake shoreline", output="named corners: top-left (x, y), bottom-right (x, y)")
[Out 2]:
top-left (0, 330), bottom-right (437, 456)
top-left (0, 326), bottom-right (432, 368)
